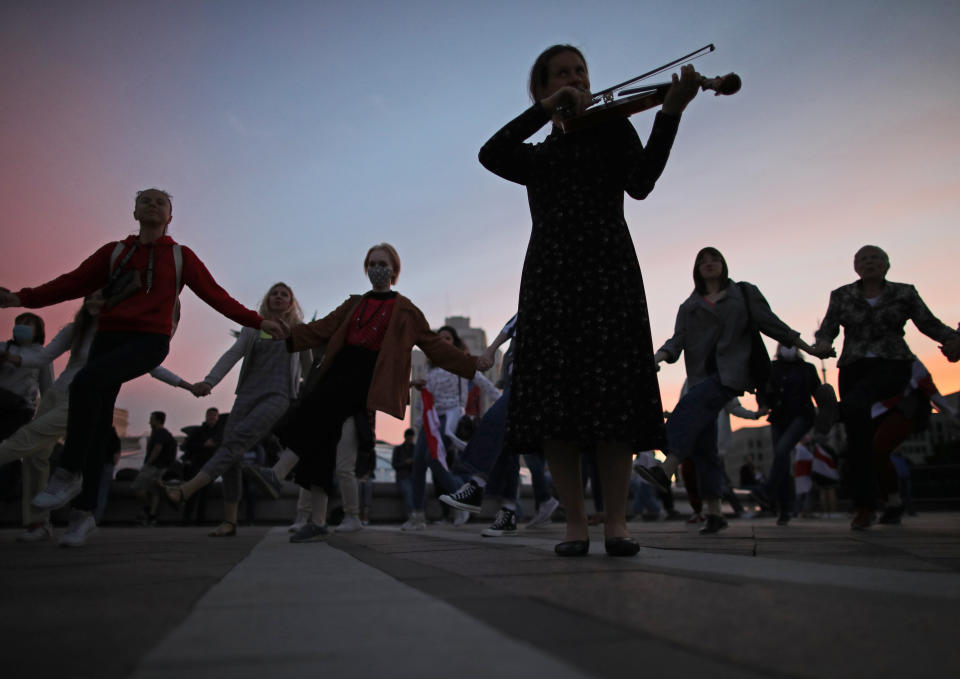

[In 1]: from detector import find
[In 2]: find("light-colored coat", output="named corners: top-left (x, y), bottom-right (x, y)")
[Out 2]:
top-left (658, 281), bottom-right (800, 393)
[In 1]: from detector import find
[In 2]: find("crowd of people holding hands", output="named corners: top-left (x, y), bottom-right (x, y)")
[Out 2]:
top-left (1, 44), bottom-right (959, 553)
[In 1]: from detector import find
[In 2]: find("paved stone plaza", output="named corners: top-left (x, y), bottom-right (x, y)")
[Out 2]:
top-left (3, 513), bottom-right (959, 679)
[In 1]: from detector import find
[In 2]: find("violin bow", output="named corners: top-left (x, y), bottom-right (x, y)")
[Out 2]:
top-left (590, 44), bottom-right (716, 105)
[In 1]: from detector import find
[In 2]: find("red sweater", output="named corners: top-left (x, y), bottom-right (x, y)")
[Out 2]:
top-left (16, 235), bottom-right (263, 336)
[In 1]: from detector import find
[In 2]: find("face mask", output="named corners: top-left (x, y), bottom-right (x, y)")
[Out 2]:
top-left (367, 265), bottom-right (393, 288)
top-left (12, 324), bottom-right (34, 344)
top-left (778, 346), bottom-right (798, 361)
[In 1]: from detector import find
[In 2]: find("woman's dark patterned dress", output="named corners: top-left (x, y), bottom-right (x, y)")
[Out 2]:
top-left (479, 104), bottom-right (681, 453)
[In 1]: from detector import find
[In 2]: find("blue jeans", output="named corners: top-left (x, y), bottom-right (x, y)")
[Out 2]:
top-left (457, 387), bottom-right (523, 502)
top-left (524, 453), bottom-right (554, 507)
top-left (631, 476), bottom-right (662, 514)
top-left (460, 388), bottom-right (509, 478)
top-left (395, 476), bottom-right (414, 515)
top-left (766, 415), bottom-right (813, 514)
top-left (412, 413), bottom-right (465, 511)
top-left (665, 375), bottom-right (737, 501)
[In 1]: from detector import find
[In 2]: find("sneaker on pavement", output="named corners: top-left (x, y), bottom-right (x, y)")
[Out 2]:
top-left (288, 517), bottom-right (309, 533)
top-left (635, 465), bottom-right (670, 495)
top-left (439, 480), bottom-right (484, 513)
top-left (776, 513), bottom-right (791, 526)
top-left (59, 510), bottom-right (97, 547)
top-left (452, 509), bottom-right (471, 526)
top-left (290, 521), bottom-right (329, 543)
top-left (32, 467), bottom-right (82, 510)
top-left (401, 511), bottom-right (426, 531)
top-left (686, 513), bottom-right (705, 524)
top-left (242, 465), bottom-right (283, 500)
top-left (526, 496), bottom-right (560, 528)
top-left (335, 515), bottom-right (364, 533)
top-left (699, 514), bottom-right (729, 535)
top-left (481, 508), bottom-right (518, 537)
top-left (17, 521), bottom-right (52, 543)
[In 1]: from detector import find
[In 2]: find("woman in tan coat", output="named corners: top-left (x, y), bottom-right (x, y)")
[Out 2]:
top-left (247, 243), bottom-right (490, 541)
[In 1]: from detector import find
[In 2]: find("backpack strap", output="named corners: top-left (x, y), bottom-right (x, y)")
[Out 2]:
top-left (109, 242), bottom-right (125, 270)
top-left (170, 244), bottom-right (183, 334)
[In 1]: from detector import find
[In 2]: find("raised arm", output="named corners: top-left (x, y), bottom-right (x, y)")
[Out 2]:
top-left (287, 297), bottom-right (359, 352)
top-left (907, 285), bottom-right (959, 345)
top-left (9, 243), bottom-right (116, 309)
top-left (411, 308), bottom-right (477, 378)
top-left (202, 329), bottom-right (252, 388)
top-left (656, 304), bottom-right (688, 365)
top-left (478, 105), bottom-right (551, 186)
top-left (742, 283), bottom-right (816, 355)
top-left (181, 247), bottom-right (263, 330)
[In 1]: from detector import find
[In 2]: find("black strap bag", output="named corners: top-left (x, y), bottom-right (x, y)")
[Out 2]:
top-left (737, 282), bottom-right (771, 393)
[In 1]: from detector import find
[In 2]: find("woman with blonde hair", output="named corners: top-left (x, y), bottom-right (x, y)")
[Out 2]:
top-left (163, 282), bottom-right (312, 537)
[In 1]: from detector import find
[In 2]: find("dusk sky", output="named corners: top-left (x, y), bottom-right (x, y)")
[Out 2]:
top-left (2, 1), bottom-right (958, 444)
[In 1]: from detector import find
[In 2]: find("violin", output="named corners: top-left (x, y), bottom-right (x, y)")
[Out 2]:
top-left (559, 44), bottom-right (741, 134)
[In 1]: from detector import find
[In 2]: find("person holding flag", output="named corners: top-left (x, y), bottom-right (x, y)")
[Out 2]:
top-left (404, 325), bottom-right (499, 531)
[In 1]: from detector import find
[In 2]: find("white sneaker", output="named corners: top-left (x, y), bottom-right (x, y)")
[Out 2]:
top-left (335, 515), bottom-right (364, 533)
top-left (453, 509), bottom-right (470, 527)
top-left (17, 521), bottom-right (52, 543)
top-left (32, 468), bottom-right (82, 510)
top-left (526, 496), bottom-right (560, 528)
top-left (401, 511), bottom-right (426, 531)
top-left (288, 512), bottom-right (310, 533)
top-left (59, 510), bottom-right (97, 547)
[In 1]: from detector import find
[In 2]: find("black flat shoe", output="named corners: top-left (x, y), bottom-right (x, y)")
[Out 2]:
top-left (208, 521), bottom-right (237, 538)
top-left (604, 537), bottom-right (640, 556)
top-left (555, 540), bottom-right (590, 557)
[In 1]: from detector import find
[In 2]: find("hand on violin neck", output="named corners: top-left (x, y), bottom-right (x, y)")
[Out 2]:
top-left (540, 85), bottom-right (591, 119)
top-left (660, 64), bottom-right (701, 116)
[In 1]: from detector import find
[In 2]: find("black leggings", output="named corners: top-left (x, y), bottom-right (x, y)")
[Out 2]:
top-left (279, 345), bottom-right (376, 492)
top-left (63, 331), bottom-right (169, 510)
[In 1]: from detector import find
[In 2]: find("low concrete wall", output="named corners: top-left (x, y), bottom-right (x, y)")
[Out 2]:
top-left (0, 480), bottom-right (542, 526)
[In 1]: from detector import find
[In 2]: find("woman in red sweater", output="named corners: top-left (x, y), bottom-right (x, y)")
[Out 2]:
top-left (0, 188), bottom-right (282, 546)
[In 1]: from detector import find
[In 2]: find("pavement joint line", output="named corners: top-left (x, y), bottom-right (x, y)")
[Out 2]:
top-left (324, 531), bottom-right (782, 679)
top-left (130, 527), bottom-right (595, 679)
top-left (362, 525), bottom-right (960, 599)
top-left (330, 531), bottom-right (797, 679)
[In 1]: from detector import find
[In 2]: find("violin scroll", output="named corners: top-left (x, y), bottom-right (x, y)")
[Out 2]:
top-left (703, 72), bottom-right (741, 96)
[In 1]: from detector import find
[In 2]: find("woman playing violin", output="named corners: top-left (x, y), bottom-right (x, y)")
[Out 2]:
top-left (478, 45), bottom-right (701, 557)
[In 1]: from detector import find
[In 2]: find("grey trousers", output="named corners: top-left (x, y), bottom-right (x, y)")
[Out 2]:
top-left (201, 392), bottom-right (290, 503)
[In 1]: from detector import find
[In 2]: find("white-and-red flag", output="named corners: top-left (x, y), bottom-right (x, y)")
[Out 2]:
top-left (811, 443), bottom-right (839, 481)
top-left (420, 388), bottom-right (449, 471)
